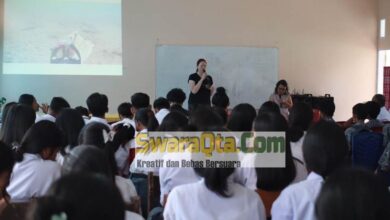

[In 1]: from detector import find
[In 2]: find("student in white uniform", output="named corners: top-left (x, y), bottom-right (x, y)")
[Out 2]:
top-left (164, 166), bottom-right (267, 220)
top-left (0, 142), bottom-right (15, 215)
top-left (111, 123), bottom-right (135, 176)
top-left (318, 99), bottom-right (336, 122)
top-left (85, 92), bottom-right (110, 128)
top-left (75, 106), bottom-right (90, 124)
top-left (55, 109), bottom-right (85, 165)
top-left (18, 94), bottom-right (40, 114)
top-left (36, 97), bottom-right (70, 123)
top-left (131, 93), bottom-right (151, 117)
top-left (79, 122), bottom-right (112, 150)
top-left (269, 80), bottom-right (293, 120)
top-left (372, 94), bottom-right (390, 122)
top-left (111, 102), bottom-right (136, 129)
top-left (166, 88), bottom-right (189, 117)
top-left (7, 121), bottom-right (62, 203)
top-left (153, 97), bottom-right (170, 125)
top-left (271, 121), bottom-right (348, 220)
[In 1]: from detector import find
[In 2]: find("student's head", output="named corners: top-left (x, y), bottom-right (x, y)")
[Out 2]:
top-left (78, 122), bottom-right (110, 149)
top-left (166, 88), bottom-right (186, 106)
top-left (30, 173), bottom-right (125, 220)
top-left (0, 142), bottom-right (15, 192)
top-left (86, 93), bottom-right (108, 118)
top-left (288, 102), bottom-right (313, 142)
top-left (55, 109), bottom-right (85, 154)
top-left (318, 99), bottom-right (336, 118)
top-left (75, 106), bottom-right (89, 118)
top-left (196, 58), bottom-right (207, 73)
top-left (352, 103), bottom-right (367, 122)
top-left (134, 108), bottom-right (159, 132)
top-left (212, 107), bottom-right (228, 126)
top-left (19, 94), bottom-right (39, 112)
top-left (189, 106), bottom-right (223, 131)
top-left (372, 94), bottom-right (386, 108)
top-left (1, 102), bottom-right (17, 125)
top-left (365, 101), bottom-right (381, 120)
top-left (258, 101), bottom-right (280, 115)
top-left (131, 92), bottom-right (150, 113)
top-left (212, 87), bottom-right (230, 109)
top-left (0, 104), bottom-right (36, 147)
top-left (316, 168), bottom-right (390, 220)
top-left (303, 121), bottom-right (348, 178)
top-left (16, 121), bottom-right (62, 162)
top-left (110, 123), bottom-right (135, 153)
top-left (153, 97), bottom-right (170, 113)
top-left (117, 102), bottom-right (133, 119)
top-left (274, 80), bottom-right (289, 95)
top-left (227, 103), bottom-right (256, 131)
top-left (158, 112), bottom-right (188, 131)
top-left (48, 97), bottom-right (70, 116)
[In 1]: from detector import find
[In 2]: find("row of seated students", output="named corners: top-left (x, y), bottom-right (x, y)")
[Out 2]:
top-left (0, 88), bottom-right (390, 220)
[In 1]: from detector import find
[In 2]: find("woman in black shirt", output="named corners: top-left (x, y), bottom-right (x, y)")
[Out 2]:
top-left (188, 59), bottom-right (214, 111)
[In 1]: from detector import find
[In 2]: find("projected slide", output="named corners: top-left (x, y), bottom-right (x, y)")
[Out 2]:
top-left (3, 0), bottom-right (122, 75)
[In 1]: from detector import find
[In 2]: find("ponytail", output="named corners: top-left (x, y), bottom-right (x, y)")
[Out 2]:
top-left (110, 123), bottom-right (135, 152)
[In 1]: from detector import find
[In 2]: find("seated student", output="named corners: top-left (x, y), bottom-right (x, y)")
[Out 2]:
top-left (75, 106), bottom-right (90, 123)
top-left (212, 87), bottom-right (230, 111)
top-left (153, 97), bottom-right (170, 125)
top-left (55, 108), bottom-right (85, 165)
top-left (36, 97), bottom-right (70, 123)
top-left (164, 163), bottom-right (266, 220)
top-left (0, 102), bottom-right (17, 128)
top-left (131, 92), bottom-right (150, 116)
top-left (111, 124), bottom-right (136, 176)
top-left (344, 103), bottom-right (367, 145)
top-left (316, 168), bottom-right (390, 220)
top-left (166, 88), bottom-right (189, 116)
top-left (0, 104), bottom-right (36, 149)
top-left (372, 94), bottom-right (390, 122)
top-left (0, 142), bottom-right (15, 215)
top-left (86, 92), bottom-right (110, 128)
top-left (227, 103), bottom-right (257, 132)
top-left (111, 102), bottom-right (135, 129)
top-left (18, 94), bottom-right (40, 113)
top-left (212, 106), bottom-right (228, 127)
top-left (365, 101), bottom-right (384, 129)
top-left (258, 101), bottom-right (280, 115)
top-left (318, 99), bottom-right (336, 122)
top-left (271, 121), bottom-right (348, 220)
top-left (7, 121), bottom-right (62, 203)
top-left (79, 122), bottom-right (111, 150)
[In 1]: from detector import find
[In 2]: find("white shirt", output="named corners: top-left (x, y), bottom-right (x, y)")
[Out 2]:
top-left (35, 114), bottom-right (56, 123)
top-left (155, 108), bottom-right (170, 125)
top-left (293, 159), bottom-right (308, 183)
top-left (87, 116), bottom-right (110, 128)
top-left (232, 168), bottom-right (257, 190)
top-left (377, 106), bottom-right (390, 122)
top-left (111, 118), bottom-right (136, 130)
top-left (7, 154), bottom-right (61, 203)
top-left (271, 172), bottom-right (324, 220)
top-left (164, 178), bottom-right (266, 220)
top-left (290, 133), bottom-right (306, 166)
top-left (115, 176), bottom-right (138, 204)
top-left (125, 211), bottom-right (144, 220)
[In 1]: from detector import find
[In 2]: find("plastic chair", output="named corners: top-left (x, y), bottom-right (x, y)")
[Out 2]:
top-left (352, 131), bottom-right (384, 171)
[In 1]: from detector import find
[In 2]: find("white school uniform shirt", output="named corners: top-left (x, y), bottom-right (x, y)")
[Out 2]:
top-left (111, 118), bottom-right (136, 130)
top-left (377, 106), bottom-right (390, 122)
top-left (155, 108), bottom-right (170, 125)
top-left (290, 133), bottom-right (306, 164)
top-left (126, 211), bottom-right (145, 220)
top-left (164, 178), bottom-right (266, 220)
top-left (115, 175), bottom-right (138, 204)
top-left (129, 129), bottom-right (159, 175)
top-left (87, 116), bottom-right (110, 128)
top-left (35, 114), bottom-right (56, 123)
top-left (7, 153), bottom-right (61, 203)
top-left (271, 172), bottom-right (324, 220)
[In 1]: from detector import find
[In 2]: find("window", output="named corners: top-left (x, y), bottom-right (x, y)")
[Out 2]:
top-left (381, 19), bottom-right (386, 38)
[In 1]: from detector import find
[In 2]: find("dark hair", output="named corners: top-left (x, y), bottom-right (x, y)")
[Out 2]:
top-left (18, 94), bottom-right (36, 106)
top-left (258, 101), bottom-right (280, 115)
top-left (153, 97), bottom-right (170, 111)
top-left (227, 103), bottom-right (257, 131)
top-left (365, 101), bottom-right (381, 119)
top-left (49, 97), bottom-right (70, 114)
top-left (197, 168), bottom-right (235, 198)
top-left (110, 123), bottom-right (135, 153)
top-left (212, 107), bottom-right (228, 125)
top-left (303, 121), bottom-right (348, 178)
top-left (189, 106), bottom-right (223, 131)
top-left (274, 80), bottom-right (289, 94)
top-left (196, 58), bottom-right (207, 72)
top-left (1, 102), bottom-right (17, 126)
top-left (254, 112), bottom-right (296, 191)
top-left (288, 102), bottom-right (313, 142)
top-left (75, 106), bottom-right (89, 117)
top-left (212, 87), bottom-right (229, 109)
top-left (117, 102), bottom-right (133, 118)
top-left (0, 141), bottom-right (15, 174)
top-left (166, 88), bottom-right (186, 104)
top-left (318, 99), bottom-right (336, 118)
top-left (86, 93), bottom-right (108, 117)
top-left (158, 112), bottom-right (188, 131)
top-left (30, 173), bottom-right (125, 220)
top-left (131, 93), bottom-right (150, 109)
top-left (16, 121), bottom-right (62, 162)
top-left (0, 104), bottom-right (36, 147)
top-left (55, 109), bottom-right (85, 154)
top-left (135, 108), bottom-right (159, 131)
top-left (372, 94), bottom-right (386, 107)
top-left (316, 168), bottom-right (390, 220)
top-left (352, 103), bottom-right (367, 121)
top-left (78, 122), bottom-right (110, 149)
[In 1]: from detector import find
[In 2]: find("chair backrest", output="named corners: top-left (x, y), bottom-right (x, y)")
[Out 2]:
top-left (352, 131), bottom-right (384, 170)
top-left (371, 126), bottom-right (384, 133)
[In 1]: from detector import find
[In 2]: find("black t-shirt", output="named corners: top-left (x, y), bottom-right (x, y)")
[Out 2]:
top-left (188, 73), bottom-right (213, 105)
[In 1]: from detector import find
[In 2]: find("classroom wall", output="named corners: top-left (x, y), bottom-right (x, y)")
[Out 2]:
top-left (379, 0), bottom-right (390, 49)
top-left (0, 0), bottom-right (379, 120)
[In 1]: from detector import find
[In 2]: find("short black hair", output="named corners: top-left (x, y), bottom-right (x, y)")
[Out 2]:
top-left (117, 102), bottom-right (133, 118)
top-left (18, 94), bottom-right (36, 106)
top-left (131, 93), bottom-right (150, 109)
top-left (372, 94), bottom-right (386, 107)
top-left (303, 121), bottom-right (348, 178)
top-left (212, 107), bottom-right (228, 125)
top-left (316, 168), bottom-right (390, 220)
top-left (75, 106), bottom-right (89, 117)
top-left (212, 87), bottom-right (229, 109)
top-left (365, 101), bottom-right (381, 119)
top-left (258, 101), bottom-right (280, 115)
top-left (227, 103), bottom-right (257, 131)
top-left (166, 88), bottom-right (186, 104)
top-left (78, 122), bottom-right (110, 150)
top-left (189, 106), bottom-right (223, 131)
top-left (135, 108), bottom-right (159, 131)
top-left (352, 103), bottom-right (367, 120)
top-left (288, 102), bottom-right (313, 142)
top-left (318, 99), bottom-right (336, 118)
top-left (86, 93), bottom-right (108, 117)
top-left (0, 141), bottom-right (15, 174)
top-left (50, 97), bottom-right (70, 114)
top-left (158, 111), bottom-right (188, 132)
top-left (153, 97), bottom-right (170, 111)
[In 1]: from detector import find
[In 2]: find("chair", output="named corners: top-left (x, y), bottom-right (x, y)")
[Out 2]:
top-left (352, 131), bottom-right (384, 171)
top-left (371, 126), bottom-right (384, 133)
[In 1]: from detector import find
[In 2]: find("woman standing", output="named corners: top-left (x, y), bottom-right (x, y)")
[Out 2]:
top-left (269, 80), bottom-right (293, 119)
top-left (188, 59), bottom-right (214, 111)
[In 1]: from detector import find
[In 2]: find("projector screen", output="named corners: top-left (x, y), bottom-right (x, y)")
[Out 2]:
top-left (3, 0), bottom-right (122, 76)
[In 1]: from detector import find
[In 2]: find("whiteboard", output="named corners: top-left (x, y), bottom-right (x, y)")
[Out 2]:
top-left (156, 45), bottom-right (278, 109)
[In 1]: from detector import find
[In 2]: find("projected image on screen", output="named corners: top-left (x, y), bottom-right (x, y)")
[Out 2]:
top-left (3, 0), bottom-right (122, 75)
